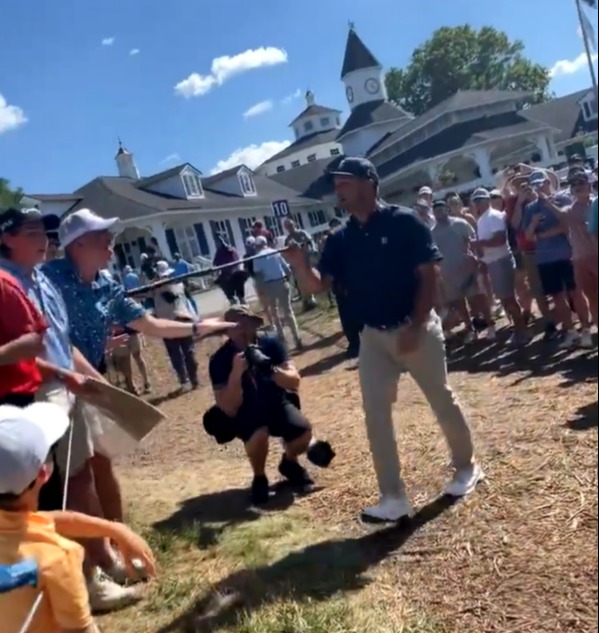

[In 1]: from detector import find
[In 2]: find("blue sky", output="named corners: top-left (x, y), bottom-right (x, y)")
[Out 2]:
top-left (1, 0), bottom-right (597, 194)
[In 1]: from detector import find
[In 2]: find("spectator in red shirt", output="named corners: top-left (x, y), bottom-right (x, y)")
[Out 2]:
top-left (252, 220), bottom-right (276, 246)
top-left (0, 269), bottom-right (47, 406)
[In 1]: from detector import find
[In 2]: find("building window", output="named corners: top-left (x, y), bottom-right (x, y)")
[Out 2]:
top-left (330, 148), bottom-right (340, 156)
top-left (174, 225), bottom-right (201, 261)
top-left (334, 207), bottom-right (347, 218)
top-left (210, 219), bottom-right (236, 249)
top-left (264, 215), bottom-right (283, 237)
top-left (320, 117), bottom-right (330, 127)
top-left (193, 223), bottom-right (210, 257)
top-left (307, 154), bottom-right (316, 162)
top-left (291, 160), bottom-right (301, 168)
top-left (238, 217), bottom-right (259, 239)
top-left (276, 165), bottom-right (285, 173)
top-left (290, 212), bottom-right (305, 229)
top-left (304, 120), bottom-right (314, 133)
top-left (182, 172), bottom-right (203, 198)
top-left (308, 210), bottom-right (328, 228)
top-left (336, 116), bottom-right (341, 126)
top-left (239, 172), bottom-right (256, 195)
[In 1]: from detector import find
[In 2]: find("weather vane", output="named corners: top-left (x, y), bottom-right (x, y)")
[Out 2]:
top-left (348, 20), bottom-right (355, 30)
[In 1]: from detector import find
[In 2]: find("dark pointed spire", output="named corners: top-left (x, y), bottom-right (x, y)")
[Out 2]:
top-left (341, 24), bottom-right (381, 79)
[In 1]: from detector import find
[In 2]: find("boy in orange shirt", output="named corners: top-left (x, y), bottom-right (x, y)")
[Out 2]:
top-left (0, 402), bottom-right (156, 633)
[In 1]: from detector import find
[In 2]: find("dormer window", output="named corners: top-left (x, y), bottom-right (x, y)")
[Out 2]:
top-left (320, 117), bottom-right (330, 127)
top-left (182, 171), bottom-right (203, 199)
top-left (304, 120), bottom-right (314, 133)
top-left (239, 172), bottom-right (256, 196)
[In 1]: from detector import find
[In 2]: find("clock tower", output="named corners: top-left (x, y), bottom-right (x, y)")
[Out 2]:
top-left (341, 24), bottom-right (387, 110)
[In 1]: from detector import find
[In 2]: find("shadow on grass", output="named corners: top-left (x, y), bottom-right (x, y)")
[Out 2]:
top-left (448, 326), bottom-right (598, 388)
top-left (300, 350), bottom-right (349, 378)
top-left (157, 496), bottom-right (457, 632)
top-left (153, 484), bottom-right (295, 550)
top-left (147, 388), bottom-right (186, 407)
top-left (565, 400), bottom-right (598, 431)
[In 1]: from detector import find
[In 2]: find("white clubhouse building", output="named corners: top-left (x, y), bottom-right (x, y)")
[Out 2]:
top-left (24, 26), bottom-right (598, 270)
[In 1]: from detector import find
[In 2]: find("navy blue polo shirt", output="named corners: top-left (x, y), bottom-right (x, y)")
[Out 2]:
top-left (318, 205), bottom-right (442, 328)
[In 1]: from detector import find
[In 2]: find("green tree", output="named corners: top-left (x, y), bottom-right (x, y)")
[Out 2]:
top-left (0, 178), bottom-right (23, 209)
top-left (385, 26), bottom-right (551, 116)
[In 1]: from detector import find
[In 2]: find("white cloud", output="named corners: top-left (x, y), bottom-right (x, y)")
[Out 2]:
top-left (243, 100), bottom-right (273, 118)
top-left (174, 46), bottom-right (288, 98)
top-left (129, 48), bottom-right (140, 56)
top-left (0, 94), bottom-right (27, 135)
top-left (101, 37), bottom-right (115, 46)
top-left (210, 140), bottom-right (291, 174)
top-left (281, 89), bottom-right (302, 105)
top-left (161, 153), bottom-right (181, 164)
top-left (550, 51), bottom-right (598, 77)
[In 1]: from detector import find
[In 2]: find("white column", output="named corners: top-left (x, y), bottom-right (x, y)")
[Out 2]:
top-left (535, 135), bottom-right (552, 163)
top-left (145, 220), bottom-right (171, 260)
top-left (469, 148), bottom-right (493, 185)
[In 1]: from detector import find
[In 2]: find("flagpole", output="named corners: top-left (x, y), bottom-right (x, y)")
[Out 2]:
top-left (575, 0), bottom-right (598, 98)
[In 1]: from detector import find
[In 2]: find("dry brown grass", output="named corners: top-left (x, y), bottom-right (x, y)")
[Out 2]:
top-left (101, 307), bottom-right (597, 633)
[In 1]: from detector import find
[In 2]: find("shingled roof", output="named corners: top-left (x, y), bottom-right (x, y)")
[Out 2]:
top-left (260, 129), bottom-right (340, 165)
top-left (340, 27), bottom-right (381, 78)
top-left (337, 100), bottom-right (412, 139)
top-left (289, 104), bottom-right (341, 127)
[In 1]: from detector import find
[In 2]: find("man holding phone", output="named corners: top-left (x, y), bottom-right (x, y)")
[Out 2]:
top-left (522, 171), bottom-right (592, 349)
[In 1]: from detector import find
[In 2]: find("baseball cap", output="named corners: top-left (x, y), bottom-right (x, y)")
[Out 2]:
top-left (489, 189), bottom-right (503, 198)
top-left (155, 260), bottom-right (174, 278)
top-left (528, 170), bottom-right (548, 186)
top-left (59, 208), bottom-right (119, 249)
top-left (432, 198), bottom-right (448, 208)
top-left (471, 188), bottom-right (491, 201)
top-left (0, 403), bottom-right (69, 495)
top-left (223, 305), bottom-right (264, 327)
top-left (0, 207), bottom-right (45, 235)
top-left (418, 186), bottom-right (433, 196)
top-left (330, 157), bottom-right (379, 185)
top-left (254, 235), bottom-right (268, 247)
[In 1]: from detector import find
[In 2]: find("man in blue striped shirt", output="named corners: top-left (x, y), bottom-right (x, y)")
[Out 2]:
top-left (253, 236), bottom-right (302, 350)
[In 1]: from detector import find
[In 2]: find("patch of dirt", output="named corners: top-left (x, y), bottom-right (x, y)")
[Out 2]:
top-left (113, 313), bottom-right (598, 633)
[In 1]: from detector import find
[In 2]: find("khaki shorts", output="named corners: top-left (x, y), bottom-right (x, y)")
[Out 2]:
top-left (111, 333), bottom-right (141, 359)
top-left (36, 382), bottom-right (104, 477)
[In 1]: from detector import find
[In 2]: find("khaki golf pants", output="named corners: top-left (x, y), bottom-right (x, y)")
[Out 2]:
top-left (262, 279), bottom-right (301, 345)
top-left (358, 312), bottom-right (474, 498)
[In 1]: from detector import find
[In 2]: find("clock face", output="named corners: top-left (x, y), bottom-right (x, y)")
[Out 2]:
top-left (346, 86), bottom-right (354, 103)
top-left (365, 78), bottom-right (380, 95)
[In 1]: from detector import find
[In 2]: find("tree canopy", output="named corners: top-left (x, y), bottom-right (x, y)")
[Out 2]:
top-left (0, 178), bottom-right (23, 209)
top-left (385, 25), bottom-right (552, 117)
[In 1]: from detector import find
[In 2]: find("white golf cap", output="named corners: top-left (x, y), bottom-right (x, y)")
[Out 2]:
top-left (0, 403), bottom-right (69, 495)
top-left (418, 186), bottom-right (433, 196)
top-left (59, 208), bottom-right (120, 248)
top-left (255, 236), bottom-right (267, 247)
top-left (155, 260), bottom-right (174, 277)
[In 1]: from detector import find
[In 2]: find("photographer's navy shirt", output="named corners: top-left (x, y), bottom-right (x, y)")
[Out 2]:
top-left (318, 205), bottom-right (442, 329)
top-left (209, 334), bottom-right (288, 416)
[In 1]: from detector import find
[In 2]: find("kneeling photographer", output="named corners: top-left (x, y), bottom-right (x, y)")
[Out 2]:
top-left (204, 306), bottom-right (334, 505)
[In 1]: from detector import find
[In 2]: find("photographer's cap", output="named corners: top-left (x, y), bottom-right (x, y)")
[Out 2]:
top-left (0, 403), bottom-right (69, 495)
top-left (223, 305), bottom-right (264, 327)
top-left (0, 207), bottom-right (44, 235)
top-left (59, 208), bottom-right (120, 248)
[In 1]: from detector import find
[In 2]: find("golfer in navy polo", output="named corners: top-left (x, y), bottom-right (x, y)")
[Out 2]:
top-left (286, 157), bottom-right (483, 522)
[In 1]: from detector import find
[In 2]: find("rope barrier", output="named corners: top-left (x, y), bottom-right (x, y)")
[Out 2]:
top-left (126, 246), bottom-right (290, 297)
top-left (15, 401), bottom-right (76, 633)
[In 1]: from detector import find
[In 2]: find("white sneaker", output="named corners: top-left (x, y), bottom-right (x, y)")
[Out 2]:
top-left (88, 569), bottom-right (143, 613)
top-left (579, 329), bottom-right (594, 349)
top-left (559, 330), bottom-right (580, 350)
top-left (105, 558), bottom-right (149, 585)
top-left (361, 495), bottom-right (415, 523)
top-left (445, 463), bottom-right (484, 498)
